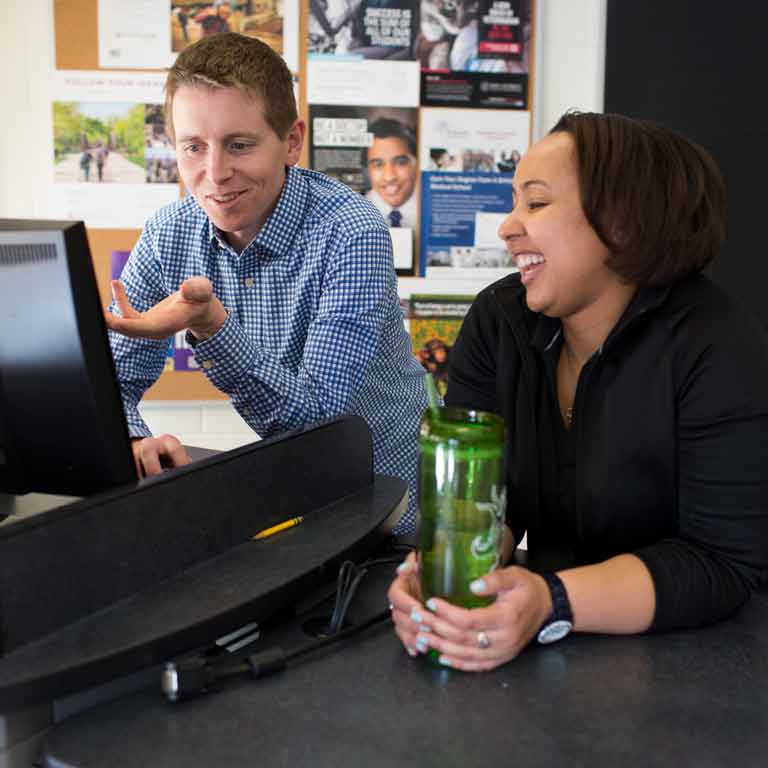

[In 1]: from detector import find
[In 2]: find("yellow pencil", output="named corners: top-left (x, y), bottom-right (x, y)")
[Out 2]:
top-left (252, 516), bottom-right (304, 540)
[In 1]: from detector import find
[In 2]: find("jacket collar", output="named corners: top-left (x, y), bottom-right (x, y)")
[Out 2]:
top-left (490, 272), bottom-right (675, 356)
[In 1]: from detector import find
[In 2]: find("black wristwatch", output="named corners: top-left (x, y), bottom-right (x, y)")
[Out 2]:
top-left (537, 572), bottom-right (573, 645)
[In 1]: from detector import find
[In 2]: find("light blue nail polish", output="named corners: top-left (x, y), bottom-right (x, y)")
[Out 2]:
top-left (426, 598), bottom-right (437, 612)
top-left (407, 647), bottom-right (417, 657)
top-left (397, 561), bottom-right (411, 574)
top-left (410, 607), bottom-right (423, 624)
top-left (438, 655), bottom-right (452, 667)
top-left (416, 637), bottom-right (428, 653)
top-left (419, 625), bottom-right (431, 633)
top-left (469, 578), bottom-right (487, 594)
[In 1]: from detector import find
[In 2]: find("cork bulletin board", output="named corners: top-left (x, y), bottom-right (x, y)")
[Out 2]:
top-left (53, 0), bottom-right (536, 399)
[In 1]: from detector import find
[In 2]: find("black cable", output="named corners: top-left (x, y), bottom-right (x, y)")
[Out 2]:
top-left (162, 608), bottom-right (392, 702)
top-left (162, 554), bottom-right (404, 703)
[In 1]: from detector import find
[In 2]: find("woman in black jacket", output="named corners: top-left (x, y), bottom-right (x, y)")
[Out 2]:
top-left (389, 111), bottom-right (768, 670)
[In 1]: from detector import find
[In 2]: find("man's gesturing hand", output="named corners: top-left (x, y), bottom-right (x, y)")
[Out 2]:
top-left (105, 277), bottom-right (228, 341)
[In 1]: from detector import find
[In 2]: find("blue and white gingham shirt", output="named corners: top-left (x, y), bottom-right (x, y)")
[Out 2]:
top-left (110, 165), bottom-right (426, 533)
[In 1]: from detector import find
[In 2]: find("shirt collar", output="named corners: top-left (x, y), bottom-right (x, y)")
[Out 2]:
top-left (206, 165), bottom-right (308, 259)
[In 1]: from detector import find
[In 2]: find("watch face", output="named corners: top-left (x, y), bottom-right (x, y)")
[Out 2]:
top-left (537, 619), bottom-right (573, 645)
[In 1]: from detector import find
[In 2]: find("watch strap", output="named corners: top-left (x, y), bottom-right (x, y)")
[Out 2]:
top-left (537, 572), bottom-right (573, 644)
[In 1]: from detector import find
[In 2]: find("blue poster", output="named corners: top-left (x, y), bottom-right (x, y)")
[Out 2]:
top-left (419, 171), bottom-right (513, 275)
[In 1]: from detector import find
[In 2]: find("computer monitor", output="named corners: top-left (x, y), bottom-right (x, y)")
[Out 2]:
top-left (0, 219), bottom-right (137, 496)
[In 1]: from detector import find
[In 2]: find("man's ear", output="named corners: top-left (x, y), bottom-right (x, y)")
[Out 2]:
top-left (285, 119), bottom-right (306, 166)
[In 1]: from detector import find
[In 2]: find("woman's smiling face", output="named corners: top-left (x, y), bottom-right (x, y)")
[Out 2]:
top-left (498, 131), bottom-right (624, 322)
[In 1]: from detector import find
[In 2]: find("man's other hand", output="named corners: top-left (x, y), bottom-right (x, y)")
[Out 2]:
top-left (132, 435), bottom-right (192, 478)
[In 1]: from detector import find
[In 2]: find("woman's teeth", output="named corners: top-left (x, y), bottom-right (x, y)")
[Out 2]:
top-left (516, 253), bottom-right (545, 269)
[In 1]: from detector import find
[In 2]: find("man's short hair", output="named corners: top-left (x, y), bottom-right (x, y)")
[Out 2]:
top-left (550, 111), bottom-right (727, 287)
top-left (368, 118), bottom-right (417, 157)
top-left (165, 32), bottom-right (297, 140)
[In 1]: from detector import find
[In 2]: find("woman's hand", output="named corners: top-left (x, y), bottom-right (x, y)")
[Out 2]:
top-left (387, 552), bottom-right (427, 657)
top-left (389, 561), bottom-right (554, 671)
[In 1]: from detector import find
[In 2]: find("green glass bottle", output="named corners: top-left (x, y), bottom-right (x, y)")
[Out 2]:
top-left (418, 407), bottom-right (506, 611)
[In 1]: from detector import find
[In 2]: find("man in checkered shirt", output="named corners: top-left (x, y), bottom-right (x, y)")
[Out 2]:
top-left (105, 33), bottom-right (427, 534)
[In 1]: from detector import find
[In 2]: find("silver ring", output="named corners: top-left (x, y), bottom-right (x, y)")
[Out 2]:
top-left (477, 631), bottom-right (491, 650)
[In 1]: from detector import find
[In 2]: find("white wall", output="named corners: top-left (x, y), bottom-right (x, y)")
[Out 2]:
top-left (0, 0), bottom-right (606, 450)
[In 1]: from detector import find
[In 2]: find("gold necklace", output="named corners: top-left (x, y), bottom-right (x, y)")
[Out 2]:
top-left (565, 405), bottom-right (574, 427)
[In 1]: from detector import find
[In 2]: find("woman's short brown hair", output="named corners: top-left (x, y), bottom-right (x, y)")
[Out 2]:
top-left (164, 32), bottom-right (297, 141)
top-left (550, 111), bottom-right (727, 287)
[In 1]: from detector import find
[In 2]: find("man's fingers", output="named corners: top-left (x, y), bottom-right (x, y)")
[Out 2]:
top-left (160, 435), bottom-right (192, 468)
top-left (180, 276), bottom-right (214, 304)
top-left (110, 280), bottom-right (140, 319)
top-left (133, 435), bottom-right (191, 478)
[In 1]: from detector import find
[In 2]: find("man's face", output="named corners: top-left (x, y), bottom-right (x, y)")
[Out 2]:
top-left (367, 136), bottom-right (417, 209)
top-left (173, 85), bottom-right (304, 251)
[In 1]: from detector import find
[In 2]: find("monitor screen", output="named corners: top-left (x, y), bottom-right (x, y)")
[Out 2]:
top-left (0, 219), bottom-right (137, 497)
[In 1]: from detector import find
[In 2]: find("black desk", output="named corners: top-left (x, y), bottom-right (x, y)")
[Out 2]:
top-left (43, 570), bottom-right (768, 768)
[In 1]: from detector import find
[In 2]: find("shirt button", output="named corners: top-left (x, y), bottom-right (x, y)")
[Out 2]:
top-left (202, 360), bottom-right (214, 370)
top-left (244, 277), bottom-right (254, 288)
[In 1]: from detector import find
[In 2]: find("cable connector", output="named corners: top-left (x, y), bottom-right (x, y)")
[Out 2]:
top-left (161, 657), bottom-right (219, 703)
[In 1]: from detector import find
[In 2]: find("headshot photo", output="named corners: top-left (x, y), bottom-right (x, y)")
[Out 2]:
top-left (364, 117), bottom-right (418, 230)
top-left (310, 105), bottom-right (419, 232)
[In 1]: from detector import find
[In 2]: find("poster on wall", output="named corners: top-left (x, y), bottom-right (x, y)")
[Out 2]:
top-left (307, 0), bottom-right (420, 105)
top-left (419, 0), bottom-right (531, 108)
top-left (417, 106), bottom-right (527, 277)
top-left (419, 106), bottom-right (530, 173)
top-left (308, 0), bottom-right (418, 58)
top-left (98, 0), bottom-right (300, 72)
top-left (49, 71), bottom-right (180, 229)
top-left (310, 104), bottom-right (419, 271)
top-left (408, 294), bottom-right (474, 396)
top-left (419, 171), bottom-right (513, 278)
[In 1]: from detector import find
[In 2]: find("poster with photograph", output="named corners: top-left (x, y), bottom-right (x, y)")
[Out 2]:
top-left (409, 294), bottom-right (474, 396)
top-left (98, 0), bottom-right (299, 72)
top-left (309, 0), bottom-right (417, 59)
top-left (419, 106), bottom-right (530, 173)
top-left (48, 72), bottom-right (179, 229)
top-left (53, 102), bottom-right (178, 186)
top-left (170, 0), bottom-right (300, 71)
top-left (310, 104), bottom-right (419, 271)
top-left (419, 171), bottom-right (514, 278)
top-left (307, 0), bottom-right (420, 105)
top-left (418, 0), bottom-right (531, 108)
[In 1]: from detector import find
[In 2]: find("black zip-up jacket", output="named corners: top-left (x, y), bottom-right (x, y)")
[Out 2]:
top-left (445, 272), bottom-right (768, 631)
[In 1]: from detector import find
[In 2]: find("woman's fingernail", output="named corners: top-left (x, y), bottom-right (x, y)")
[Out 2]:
top-left (419, 625), bottom-right (431, 633)
top-left (438, 655), bottom-right (453, 668)
top-left (469, 578), bottom-right (487, 594)
top-left (397, 561), bottom-right (411, 574)
top-left (416, 637), bottom-right (429, 653)
top-left (410, 607), bottom-right (423, 624)
top-left (426, 598), bottom-right (437, 612)
top-left (407, 646), bottom-right (417, 657)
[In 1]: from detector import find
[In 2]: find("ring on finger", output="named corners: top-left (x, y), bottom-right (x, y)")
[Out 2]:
top-left (477, 630), bottom-right (491, 650)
